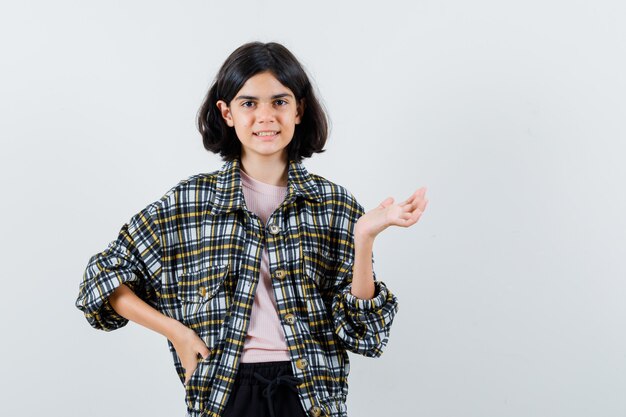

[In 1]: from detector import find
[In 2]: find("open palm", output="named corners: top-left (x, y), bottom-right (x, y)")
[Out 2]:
top-left (354, 187), bottom-right (429, 239)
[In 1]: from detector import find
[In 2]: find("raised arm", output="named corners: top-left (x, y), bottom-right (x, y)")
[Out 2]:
top-left (331, 187), bottom-right (428, 357)
top-left (351, 187), bottom-right (429, 298)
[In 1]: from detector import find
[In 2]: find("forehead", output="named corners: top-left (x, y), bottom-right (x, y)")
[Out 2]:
top-left (236, 71), bottom-right (294, 97)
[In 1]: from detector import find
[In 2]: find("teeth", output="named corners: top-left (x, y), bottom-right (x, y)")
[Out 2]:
top-left (256, 131), bottom-right (277, 136)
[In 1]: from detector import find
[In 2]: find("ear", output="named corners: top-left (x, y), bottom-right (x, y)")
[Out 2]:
top-left (216, 100), bottom-right (234, 127)
top-left (295, 98), bottom-right (306, 125)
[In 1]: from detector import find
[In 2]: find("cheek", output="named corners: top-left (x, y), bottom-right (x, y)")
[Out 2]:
top-left (279, 114), bottom-right (297, 128)
top-left (234, 119), bottom-right (252, 130)
top-left (241, 117), bottom-right (254, 128)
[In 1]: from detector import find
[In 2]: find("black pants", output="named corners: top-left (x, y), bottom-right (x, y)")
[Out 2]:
top-left (222, 361), bottom-right (309, 417)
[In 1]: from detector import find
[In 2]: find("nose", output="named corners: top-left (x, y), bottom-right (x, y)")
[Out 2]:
top-left (256, 102), bottom-right (276, 123)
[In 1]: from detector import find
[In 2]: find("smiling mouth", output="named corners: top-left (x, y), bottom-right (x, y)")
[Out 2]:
top-left (254, 131), bottom-right (280, 137)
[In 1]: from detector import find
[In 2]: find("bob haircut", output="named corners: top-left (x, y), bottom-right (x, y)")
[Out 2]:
top-left (197, 41), bottom-right (329, 162)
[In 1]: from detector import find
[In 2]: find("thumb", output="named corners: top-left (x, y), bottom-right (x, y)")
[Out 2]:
top-left (379, 197), bottom-right (394, 208)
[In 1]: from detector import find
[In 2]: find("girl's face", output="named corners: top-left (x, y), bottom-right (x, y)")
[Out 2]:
top-left (216, 71), bottom-right (304, 162)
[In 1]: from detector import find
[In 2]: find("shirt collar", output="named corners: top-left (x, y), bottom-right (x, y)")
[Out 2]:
top-left (209, 157), bottom-right (322, 216)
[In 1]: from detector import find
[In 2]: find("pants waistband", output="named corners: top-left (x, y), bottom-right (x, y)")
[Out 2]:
top-left (234, 361), bottom-right (293, 385)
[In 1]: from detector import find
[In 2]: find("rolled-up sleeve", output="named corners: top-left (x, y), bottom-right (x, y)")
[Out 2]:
top-left (329, 192), bottom-right (400, 357)
top-left (75, 202), bottom-right (163, 331)
top-left (331, 259), bottom-right (399, 357)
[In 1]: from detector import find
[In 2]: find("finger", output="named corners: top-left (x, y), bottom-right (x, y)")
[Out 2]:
top-left (401, 187), bottom-right (426, 206)
top-left (403, 207), bottom-right (423, 223)
top-left (392, 210), bottom-right (417, 225)
top-left (402, 200), bottom-right (419, 213)
top-left (395, 215), bottom-right (418, 227)
top-left (397, 216), bottom-right (418, 228)
top-left (410, 197), bottom-right (428, 211)
top-left (400, 190), bottom-right (418, 205)
top-left (415, 201), bottom-right (426, 211)
top-left (200, 346), bottom-right (210, 359)
top-left (390, 208), bottom-right (423, 227)
top-left (417, 187), bottom-right (427, 201)
top-left (404, 217), bottom-right (418, 227)
top-left (399, 212), bottom-right (412, 220)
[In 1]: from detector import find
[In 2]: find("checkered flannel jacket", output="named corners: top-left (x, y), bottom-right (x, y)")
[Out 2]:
top-left (75, 157), bottom-right (399, 417)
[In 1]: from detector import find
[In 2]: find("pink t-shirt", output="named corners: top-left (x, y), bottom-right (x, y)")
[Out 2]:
top-left (239, 168), bottom-right (291, 363)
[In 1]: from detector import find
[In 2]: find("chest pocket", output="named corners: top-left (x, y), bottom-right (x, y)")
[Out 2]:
top-left (177, 263), bottom-right (231, 346)
top-left (301, 249), bottom-right (354, 335)
top-left (302, 249), bottom-right (352, 293)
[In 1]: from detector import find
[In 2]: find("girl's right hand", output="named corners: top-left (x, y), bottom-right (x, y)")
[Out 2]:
top-left (169, 323), bottom-right (211, 386)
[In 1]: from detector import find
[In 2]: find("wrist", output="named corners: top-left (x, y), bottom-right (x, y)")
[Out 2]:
top-left (354, 229), bottom-right (376, 246)
top-left (163, 316), bottom-right (186, 341)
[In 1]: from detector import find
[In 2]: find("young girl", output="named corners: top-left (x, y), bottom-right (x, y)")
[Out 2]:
top-left (76, 41), bottom-right (428, 417)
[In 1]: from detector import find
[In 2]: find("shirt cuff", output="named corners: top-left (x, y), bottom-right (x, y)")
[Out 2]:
top-left (342, 280), bottom-right (389, 313)
top-left (82, 274), bottom-right (143, 331)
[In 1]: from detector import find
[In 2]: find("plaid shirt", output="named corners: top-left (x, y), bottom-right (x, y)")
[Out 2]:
top-left (75, 157), bottom-right (399, 417)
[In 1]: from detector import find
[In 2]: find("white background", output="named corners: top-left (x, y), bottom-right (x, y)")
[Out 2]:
top-left (1, 1), bottom-right (625, 416)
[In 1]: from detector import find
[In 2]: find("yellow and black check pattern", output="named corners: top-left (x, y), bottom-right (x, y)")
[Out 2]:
top-left (75, 157), bottom-right (399, 417)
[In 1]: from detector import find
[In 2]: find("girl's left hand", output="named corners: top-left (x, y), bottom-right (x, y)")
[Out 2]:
top-left (354, 187), bottom-right (429, 240)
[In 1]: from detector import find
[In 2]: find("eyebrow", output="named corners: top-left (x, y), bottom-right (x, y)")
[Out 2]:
top-left (234, 93), bottom-right (294, 101)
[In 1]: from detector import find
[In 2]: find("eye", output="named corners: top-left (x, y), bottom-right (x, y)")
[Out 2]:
top-left (275, 99), bottom-right (287, 106)
top-left (241, 101), bottom-right (255, 108)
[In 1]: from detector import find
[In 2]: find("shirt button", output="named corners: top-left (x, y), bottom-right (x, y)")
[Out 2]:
top-left (198, 286), bottom-right (207, 297)
top-left (309, 406), bottom-right (322, 417)
top-left (274, 269), bottom-right (287, 280)
top-left (283, 313), bottom-right (296, 325)
top-left (296, 358), bottom-right (309, 370)
top-left (268, 223), bottom-right (281, 234)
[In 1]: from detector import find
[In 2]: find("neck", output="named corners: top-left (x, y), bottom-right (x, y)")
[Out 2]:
top-left (239, 151), bottom-right (289, 187)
